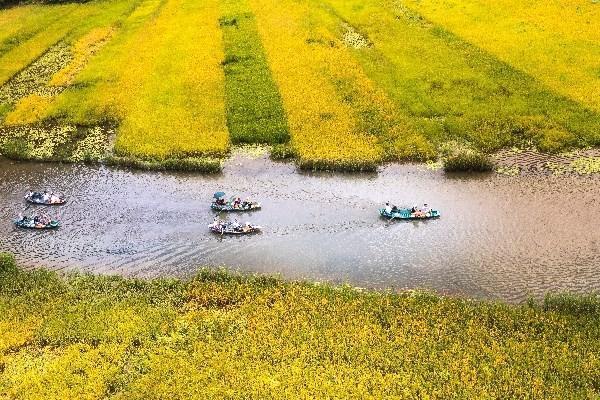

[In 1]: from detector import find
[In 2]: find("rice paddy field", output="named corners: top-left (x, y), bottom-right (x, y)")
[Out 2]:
top-left (0, 0), bottom-right (598, 171)
top-left (1, 252), bottom-right (600, 398)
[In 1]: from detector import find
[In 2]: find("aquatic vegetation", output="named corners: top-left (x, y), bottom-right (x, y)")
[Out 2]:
top-left (0, 253), bottom-right (599, 398)
top-left (219, 0), bottom-right (289, 145)
top-left (341, 23), bottom-right (370, 49)
top-left (270, 143), bottom-right (296, 160)
top-left (425, 160), bottom-right (443, 171)
top-left (0, 124), bottom-right (112, 162)
top-left (496, 165), bottom-right (521, 176)
top-left (570, 157), bottom-right (600, 175)
top-left (441, 142), bottom-right (495, 172)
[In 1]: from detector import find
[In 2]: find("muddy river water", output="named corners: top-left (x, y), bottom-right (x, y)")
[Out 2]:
top-left (0, 154), bottom-right (598, 302)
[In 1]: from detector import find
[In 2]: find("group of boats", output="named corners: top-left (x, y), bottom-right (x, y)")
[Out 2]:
top-left (13, 190), bottom-right (440, 233)
top-left (209, 192), bottom-right (441, 236)
top-left (15, 191), bottom-right (64, 229)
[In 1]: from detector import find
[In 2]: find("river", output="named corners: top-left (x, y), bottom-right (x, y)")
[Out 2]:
top-left (1, 153), bottom-right (598, 302)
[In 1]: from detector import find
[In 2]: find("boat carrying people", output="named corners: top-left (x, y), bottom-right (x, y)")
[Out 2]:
top-left (380, 202), bottom-right (440, 220)
top-left (211, 192), bottom-right (261, 211)
top-left (24, 191), bottom-right (66, 205)
top-left (14, 213), bottom-right (60, 229)
top-left (209, 217), bottom-right (261, 235)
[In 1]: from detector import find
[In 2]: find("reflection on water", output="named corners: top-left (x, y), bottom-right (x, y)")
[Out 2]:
top-left (0, 156), bottom-right (598, 302)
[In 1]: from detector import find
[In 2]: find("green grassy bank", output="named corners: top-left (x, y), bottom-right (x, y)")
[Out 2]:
top-left (0, 253), bottom-right (599, 398)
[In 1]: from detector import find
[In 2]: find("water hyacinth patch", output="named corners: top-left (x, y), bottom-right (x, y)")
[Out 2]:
top-left (0, 124), bottom-right (113, 162)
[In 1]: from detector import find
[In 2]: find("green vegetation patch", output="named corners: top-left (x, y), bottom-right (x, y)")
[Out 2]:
top-left (0, 252), bottom-right (600, 398)
top-left (441, 141), bottom-right (495, 172)
top-left (106, 155), bottom-right (222, 173)
top-left (320, 0), bottom-right (600, 155)
top-left (219, 0), bottom-right (289, 145)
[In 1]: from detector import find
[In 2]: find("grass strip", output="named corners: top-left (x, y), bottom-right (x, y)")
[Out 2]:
top-left (219, 0), bottom-right (289, 145)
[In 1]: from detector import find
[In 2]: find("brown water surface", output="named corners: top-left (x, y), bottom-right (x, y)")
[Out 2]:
top-left (0, 155), bottom-right (598, 302)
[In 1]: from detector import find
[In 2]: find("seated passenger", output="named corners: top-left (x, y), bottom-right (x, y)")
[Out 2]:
top-left (385, 202), bottom-right (392, 213)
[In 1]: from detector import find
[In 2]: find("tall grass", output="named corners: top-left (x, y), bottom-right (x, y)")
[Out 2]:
top-left (1, 252), bottom-right (600, 398)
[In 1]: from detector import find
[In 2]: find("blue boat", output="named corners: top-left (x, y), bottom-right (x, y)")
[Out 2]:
top-left (379, 207), bottom-right (440, 220)
top-left (15, 216), bottom-right (60, 229)
top-left (210, 201), bottom-right (261, 212)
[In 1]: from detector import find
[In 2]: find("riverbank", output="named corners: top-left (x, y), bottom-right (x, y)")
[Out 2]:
top-left (0, 253), bottom-right (598, 398)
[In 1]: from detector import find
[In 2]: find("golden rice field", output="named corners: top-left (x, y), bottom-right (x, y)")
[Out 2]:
top-left (0, 0), bottom-right (598, 171)
top-left (1, 252), bottom-right (600, 398)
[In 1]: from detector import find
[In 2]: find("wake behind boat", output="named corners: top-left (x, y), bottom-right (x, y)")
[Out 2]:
top-left (209, 218), bottom-right (261, 235)
top-left (380, 203), bottom-right (440, 220)
top-left (15, 214), bottom-right (60, 229)
top-left (25, 191), bottom-right (66, 205)
top-left (211, 191), bottom-right (261, 212)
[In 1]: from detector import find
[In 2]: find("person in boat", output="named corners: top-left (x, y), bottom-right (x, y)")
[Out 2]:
top-left (233, 197), bottom-right (241, 209)
top-left (385, 202), bottom-right (392, 214)
top-left (421, 203), bottom-right (431, 216)
top-left (215, 197), bottom-right (226, 206)
top-left (410, 205), bottom-right (423, 218)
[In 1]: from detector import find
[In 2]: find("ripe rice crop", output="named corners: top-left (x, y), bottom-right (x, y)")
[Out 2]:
top-left (50, 0), bottom-right (229, 161)
top-left (249, 0), bottom-right (389, 171)
top-left (1, 253), bottom-right (599, 398)
top-left (322, 0), bottom-right (600, 154)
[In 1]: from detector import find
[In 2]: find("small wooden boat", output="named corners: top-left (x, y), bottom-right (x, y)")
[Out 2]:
top-left (379, 207), bottom-right (440, 220)
top-left (24, 191), bottom-right (66, 205)
top-left (210, 201), bottom-right (261, 212)
top-left (14, 217), bottom-right (60, 229)
top-left (208, 220), bottom-right (261, 235)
